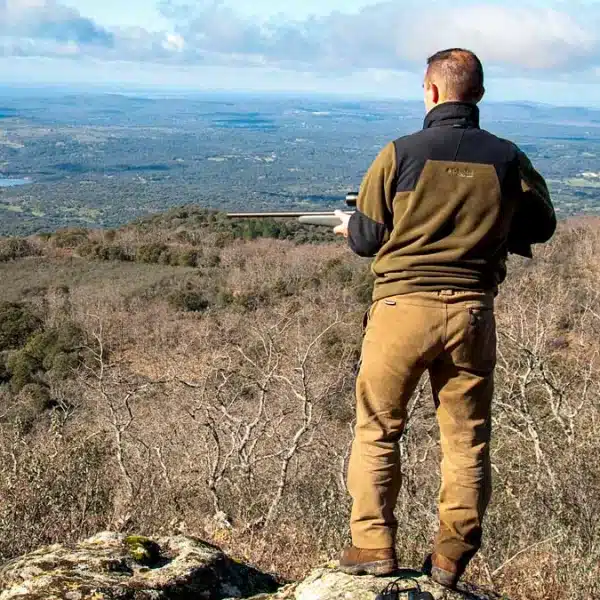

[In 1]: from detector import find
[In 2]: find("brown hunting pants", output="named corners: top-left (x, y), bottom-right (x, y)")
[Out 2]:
top-left (347, 290), bottom-right (495, 570)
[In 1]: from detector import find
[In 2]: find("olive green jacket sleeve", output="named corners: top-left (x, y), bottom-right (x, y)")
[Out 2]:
top-left (508, 150), bottom-right (557, 257)
top-left (348, 143), bottom-right (397, 257)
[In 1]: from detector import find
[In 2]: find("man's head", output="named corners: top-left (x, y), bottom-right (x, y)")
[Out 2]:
top-left (424, 49), bottom-right (485, 113)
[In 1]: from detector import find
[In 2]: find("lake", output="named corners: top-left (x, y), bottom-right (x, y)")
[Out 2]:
top-left (0, 178), bottom-right (31, 188)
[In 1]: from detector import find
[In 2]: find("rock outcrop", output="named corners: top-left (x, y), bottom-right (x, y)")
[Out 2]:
top-left (0, 532), bottom-right (278, 599)
top-left (0, 533), bottom-right (504, 600)
top-left (280, 568), bottom-right (504, 600)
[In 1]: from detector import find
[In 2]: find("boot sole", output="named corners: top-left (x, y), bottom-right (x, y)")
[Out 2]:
top-left (431, 566), bottom-right (458, 589)
top-left (339, 559), bottom-right (397, 577)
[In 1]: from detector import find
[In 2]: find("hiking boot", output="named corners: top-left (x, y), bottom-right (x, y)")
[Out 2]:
top-left (338, 546), bottom-right (397, 576)
top-left (422, 553), bottom-right (462, 589)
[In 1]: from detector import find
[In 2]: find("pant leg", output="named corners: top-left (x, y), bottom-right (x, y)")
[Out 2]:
top-left (348, 296), bottom-right (442, 549)
top-left (429, 299), bottom-right (495, 568)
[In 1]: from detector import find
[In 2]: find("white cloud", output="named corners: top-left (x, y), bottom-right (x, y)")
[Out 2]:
top-left (0, 0), bottom-right (114, 45)
top-left (0, 0), bottom-right (599, 81)
top-left (404, 5), bottom-right (598, 71)
top-left (157, 0), bottom-right (600, 77)
top-left (162, 32), bottom-right (184, 52)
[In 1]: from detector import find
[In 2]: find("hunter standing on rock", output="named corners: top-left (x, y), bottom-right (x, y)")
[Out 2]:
top-left (333, 48), bottom-right (556, 589)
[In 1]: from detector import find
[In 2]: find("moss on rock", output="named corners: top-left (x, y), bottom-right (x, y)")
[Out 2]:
top-left (123, 535), bottom-right (161, 567)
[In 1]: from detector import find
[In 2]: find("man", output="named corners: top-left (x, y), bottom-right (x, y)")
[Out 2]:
top-left (333, 48), bottom-right (556, 589)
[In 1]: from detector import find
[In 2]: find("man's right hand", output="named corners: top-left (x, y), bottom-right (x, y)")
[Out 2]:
top-left (333, 210), bottom-right (351, 238)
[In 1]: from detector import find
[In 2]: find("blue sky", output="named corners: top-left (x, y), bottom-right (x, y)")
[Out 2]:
top-left (0, 0), bottom-right (599, 105)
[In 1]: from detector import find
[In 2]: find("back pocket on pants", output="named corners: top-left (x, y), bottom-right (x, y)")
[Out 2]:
top-left (457, 307), bottom-right (497, 372)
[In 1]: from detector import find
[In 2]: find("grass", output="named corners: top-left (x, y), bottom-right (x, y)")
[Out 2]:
top-left (0, 204), bottom-right (24, 213)
top-left (0, 257), bottom-right (195, 303)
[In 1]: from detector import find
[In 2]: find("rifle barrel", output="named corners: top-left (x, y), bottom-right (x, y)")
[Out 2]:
top-left (227, 212), bottom-right (340, 218)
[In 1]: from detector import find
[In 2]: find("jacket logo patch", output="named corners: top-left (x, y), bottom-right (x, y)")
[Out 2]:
top-left (446, 167), bottom-right (474, 178)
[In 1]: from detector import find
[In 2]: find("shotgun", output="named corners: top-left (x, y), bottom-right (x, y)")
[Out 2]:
top-left (227, 192), bottom-right (357, 227)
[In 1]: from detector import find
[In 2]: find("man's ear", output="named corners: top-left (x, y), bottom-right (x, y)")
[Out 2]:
top-left (430, 82), bottom-right (440, 105)
top-left (475, 86), bottom-right (485, 103)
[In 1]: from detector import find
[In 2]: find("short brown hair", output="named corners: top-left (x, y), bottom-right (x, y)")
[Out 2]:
top-left (426, 49), bottom-right (484, 103)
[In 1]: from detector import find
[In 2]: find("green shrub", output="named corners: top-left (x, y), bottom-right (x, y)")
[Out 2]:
top-left (107, 245), bottom-right (133, 262)
top-left (168, 290), bottom-right (210, 312)
top-left (0, 238), bottom-right (39, 262)
top-left (178, 249), bottom-right (201, 267)
top-left (6, 321), bottom-right (88, 393)
top-left (158, 249), bottom-right (175, 265)
top-left (136, 243), bottom-right (170, 264)
top-left (0, 303), bottom-right (43, 352)
top-left (52, 229), bottom-right (89, 249)
top-left (215, 290), bottom-right (235, 307)
top-left (7, 350), bottom-right (42, 394)
top-left (79, 242), bottom-right (133, 262)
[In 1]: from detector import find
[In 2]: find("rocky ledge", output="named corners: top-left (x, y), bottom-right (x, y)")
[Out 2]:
top-left (0, 533), bottom-right (505, 600)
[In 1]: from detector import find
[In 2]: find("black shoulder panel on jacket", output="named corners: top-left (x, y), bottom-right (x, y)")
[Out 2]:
top-left (393, 127), bottom-right (519, 195)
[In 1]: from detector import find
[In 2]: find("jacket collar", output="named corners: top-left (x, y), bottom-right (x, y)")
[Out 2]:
top-left (423, 102), bottom-right (480, 130)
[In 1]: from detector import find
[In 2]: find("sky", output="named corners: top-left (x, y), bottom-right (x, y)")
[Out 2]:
top-left (0, 0), bottom-right (599, 105)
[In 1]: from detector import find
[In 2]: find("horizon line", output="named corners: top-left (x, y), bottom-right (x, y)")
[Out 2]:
top-left (0, 82), bottom-right (599, 110)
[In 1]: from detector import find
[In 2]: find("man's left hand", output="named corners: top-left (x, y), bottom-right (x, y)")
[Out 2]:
top-left (333, 210), bottom-right (351, 238)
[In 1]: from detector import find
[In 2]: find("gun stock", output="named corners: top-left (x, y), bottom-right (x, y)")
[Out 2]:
top-left (298, 213), bottom-right (352, 227)
top-left (226, 193), bottom-right (357, 227)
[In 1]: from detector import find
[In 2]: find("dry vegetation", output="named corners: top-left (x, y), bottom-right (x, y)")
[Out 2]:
top-left (0, 209), bottom-right (599, 600)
